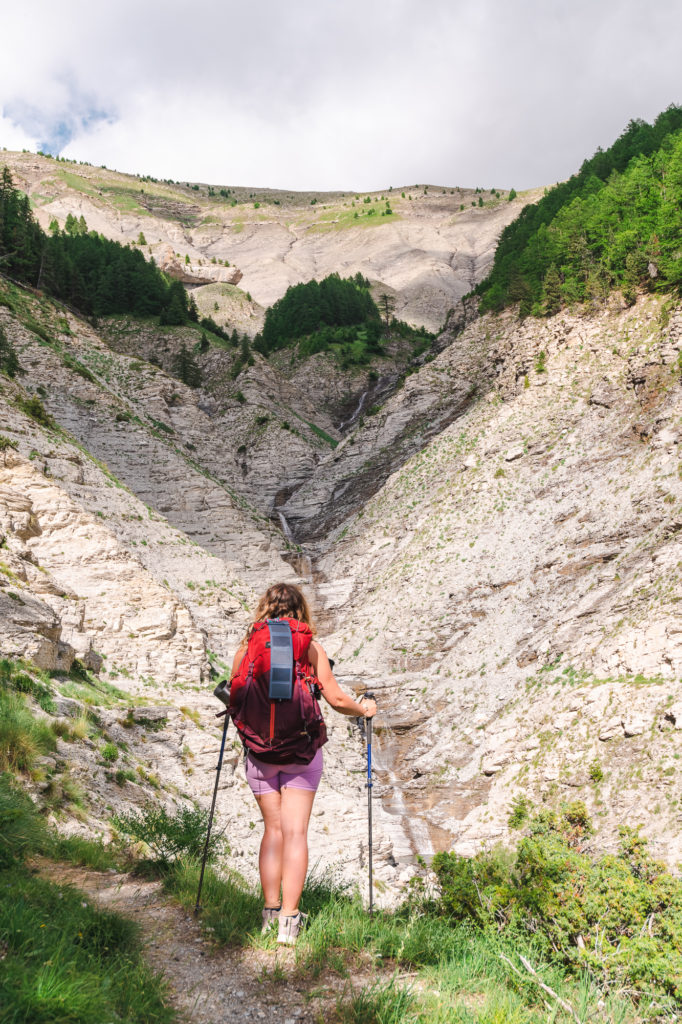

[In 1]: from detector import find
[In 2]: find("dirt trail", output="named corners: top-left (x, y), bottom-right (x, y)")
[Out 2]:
top-left (41, 863), bottom-right (344, 1024)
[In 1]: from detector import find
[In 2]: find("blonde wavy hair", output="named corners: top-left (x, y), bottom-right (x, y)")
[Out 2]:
top-left (242, 583), bottom-right (315, 645)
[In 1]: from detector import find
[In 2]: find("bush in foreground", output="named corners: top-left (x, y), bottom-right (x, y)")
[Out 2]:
top-left (433, 802), bottom-right (682, 1007)
top-left (113, 802), bottom-right (223, 865)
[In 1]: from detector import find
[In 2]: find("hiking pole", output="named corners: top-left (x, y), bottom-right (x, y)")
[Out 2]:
top-left (194, 681), bottom-right (231, 916)
top-left (364, 691), bottom-right (376, 916)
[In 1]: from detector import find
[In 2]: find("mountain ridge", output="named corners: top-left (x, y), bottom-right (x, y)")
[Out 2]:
top-left (2, 150), bottom-right (536, 333)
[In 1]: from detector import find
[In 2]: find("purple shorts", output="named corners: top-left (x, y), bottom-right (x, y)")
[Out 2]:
top-left (244, 748), bottom-right (323, 796)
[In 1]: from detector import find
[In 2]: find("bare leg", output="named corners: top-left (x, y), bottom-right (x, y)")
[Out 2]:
top-left (255, 791), bottom-right (283, 907)
top-left (280, 786), bottom-right (316, 915)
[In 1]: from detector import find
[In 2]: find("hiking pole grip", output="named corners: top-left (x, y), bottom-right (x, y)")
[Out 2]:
top-left (363, 690), bottom-right (375, 745)
top-left (195, 701), bottom-right (230, 916)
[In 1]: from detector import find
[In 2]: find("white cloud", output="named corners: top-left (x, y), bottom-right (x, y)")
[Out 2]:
top-left (1, 0), bottom-right (681, 189)
top-left (0, 115), bottom-right (38, 153)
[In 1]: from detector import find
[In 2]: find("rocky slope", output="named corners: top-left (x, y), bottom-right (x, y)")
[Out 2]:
top-left (3, 151), bottom-right (535, 333)
top-left (315, 294), bottom-right (682, 867)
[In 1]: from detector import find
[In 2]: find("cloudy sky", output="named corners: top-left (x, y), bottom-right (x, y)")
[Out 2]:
top-left (1, 0), bottom-right (681, 191)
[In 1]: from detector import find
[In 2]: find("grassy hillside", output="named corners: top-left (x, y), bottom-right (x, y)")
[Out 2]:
top-left (476, 105), bottom-right (682, 315)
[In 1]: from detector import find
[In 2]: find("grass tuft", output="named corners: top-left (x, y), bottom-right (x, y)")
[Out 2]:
top-left (163, 857), bottom-right (261, 944)
top-left (334, 977), bottom-right (418, 1023)
top-left (0, 772), bottom-right (175, 1023)
top-left (0, 657), bottom-right (55, 712)
top-left (0, 690), bottom-right (56, 772)
top-left (52, 833), bottom-right (123, 871)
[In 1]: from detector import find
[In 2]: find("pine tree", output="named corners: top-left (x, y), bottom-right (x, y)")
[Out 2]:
top-left (378, 293), bottom-right (396, 329)
top-left (542, 265), bottom-right (563, 316)
top-left (172, 344), bottom-right (202, 387)
top-left (160, 281), bottom-right (189, 325)
top-left (0, 325), bottom-right (20, 378)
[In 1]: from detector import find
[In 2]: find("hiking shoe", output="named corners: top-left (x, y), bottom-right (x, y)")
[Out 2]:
top-left (261, 906), bottom-right (281, 934)
top-left (277, 910), bottom-right (308, 945)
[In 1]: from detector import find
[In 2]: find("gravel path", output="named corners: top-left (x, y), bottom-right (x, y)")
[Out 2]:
top-left (41, 863), bottom-right (342, 1024)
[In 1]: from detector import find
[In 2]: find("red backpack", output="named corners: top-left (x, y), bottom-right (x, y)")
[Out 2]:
top-left (229, 618), bottom-right (328, 764)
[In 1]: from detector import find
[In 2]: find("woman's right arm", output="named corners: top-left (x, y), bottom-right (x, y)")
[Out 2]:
top-left (308, 642), bottom-right (376, 718)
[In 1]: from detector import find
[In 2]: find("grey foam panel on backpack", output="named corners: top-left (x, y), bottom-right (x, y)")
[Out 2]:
top-left (268, 620), bottom-right (294, 700)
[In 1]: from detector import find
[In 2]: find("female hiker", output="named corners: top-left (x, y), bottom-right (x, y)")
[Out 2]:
top-left (230, 582), bottom-right (376, 945)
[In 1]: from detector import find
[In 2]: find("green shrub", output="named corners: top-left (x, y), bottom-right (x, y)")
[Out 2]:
top-left (112, 803), bottom-right (221, 864)
top-left (507, 793), bottom-right (530, 828)
top-left (115, 768), bottom-right (137, 786)
top-left (18, 395), bottom-right (55, 428)
top-left (0, 324), bottom-right (21, 378)
top-left (43, 772), bottom-right (88, 812)
top-left (433, 804), bottom-right (682, 1009)
top-left (101, 741), bottom-right (119, 762)
top-left (123, 709), bottom-right (167, 731)
top-left (62, 353), bottom-right (97, 382)
top-left (50, 717), bottom-right (75, 739)
top-left (148, 416), bottom-right (174, 434)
